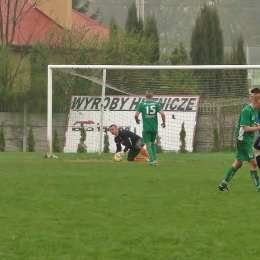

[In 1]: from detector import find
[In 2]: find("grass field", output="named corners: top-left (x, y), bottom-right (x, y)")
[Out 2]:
top-left (1, 152), bottom-right (260, 260)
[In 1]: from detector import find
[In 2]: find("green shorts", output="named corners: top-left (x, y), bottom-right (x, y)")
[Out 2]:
top-left (235, 140), bottom-right (255, 162)
top-left (142, 131), bottom-right (158, 144)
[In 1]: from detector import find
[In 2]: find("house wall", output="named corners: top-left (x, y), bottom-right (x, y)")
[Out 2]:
top-left (38, 0), bottom-right (72, 29)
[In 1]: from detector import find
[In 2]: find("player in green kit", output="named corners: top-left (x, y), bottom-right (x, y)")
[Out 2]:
top-left (134, 90), bottom-right (166, 166)
top-left (218, 88), bottom-right (260, 191)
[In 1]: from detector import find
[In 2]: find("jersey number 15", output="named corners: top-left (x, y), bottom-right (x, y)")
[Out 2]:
top-left (146, 105), bottom-right (156, 114)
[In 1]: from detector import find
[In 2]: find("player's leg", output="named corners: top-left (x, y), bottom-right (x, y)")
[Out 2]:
top-left (248, 158), bottom-right (260, 190)
top-left (128, 147), bottom-right (147, 162)
top-left (150, 131), bottom-right (158, 163)
top-left (143, 131), bottom-right (155, 163)
top-left (140, 148), bottom-right (149, 158)
top-left (218, 141), bottom-right (244, 191)
top-left (127, 148), bottom-right (138, 161)
top-left (219, 159), bottom-right (242, 191)
top-left (134, 138), bottom-right (149, 158)
top-left (247, 143), bottom-right (260, 191)
top-left (253, 136), bottom-right (260, 168)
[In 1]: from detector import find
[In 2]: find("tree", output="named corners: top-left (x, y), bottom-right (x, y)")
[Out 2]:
top-left (233, 34), bottom-right (248, 97)
top-left (155, 134), bottom-right (163, 153)
top-left (109, 16), bottom-right (119, 39)
top-left (103, 127), bottom-right (110, 153)
top-left (53, 128), bottom-right (61, 153)
top-left (28, 41), bottom-right (48, 112)
top-left (0, 122), bottom-right (5, 151)
top-left (223, 34), bottom-right (248, 98)
top-left (144, 13), bottom-right (160, 63)
top-left (190, 4), bottom-right (224, 98)
top-left (125, 1), bottom-right (143, 35)
top-left (179, 122), bottom-right (188, 153)
top-left (77, 123), bottom-right (87, 153)
top-left (0, 46), bottom-right (14, 111)
top-left (27, 126), bottom-right (36, 152)
top-left (212, 128), bottom-right (220, 152)
top-left (0, 1), bottom-right (46, 112)
top-left (170, 42), bottom-right (189, 65)
top-left (0, 0), bottom-right (44, 46)
top-left (190, 4), bottom-right (224, 64)
top-left (72, 0), bottom-right (100, 20)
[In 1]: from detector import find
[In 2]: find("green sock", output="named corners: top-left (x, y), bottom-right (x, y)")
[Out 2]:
top-left (250, 170), bottom-right (260, 186)
top-left (221, 166), bottom-right (237, 186)
top-left (151, 144), bottom-right (157, 161)
top-left (147, 146), bottom-right (155, 162)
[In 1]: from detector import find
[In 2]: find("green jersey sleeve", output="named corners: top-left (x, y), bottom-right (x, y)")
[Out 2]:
top-left (240, 108), bottom-right (253, 127)
top-left (156, 102), bottom-right (163, 112)
top-left (136, 102), bottom-right (143, 113)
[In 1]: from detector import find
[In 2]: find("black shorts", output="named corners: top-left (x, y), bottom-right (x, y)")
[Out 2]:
top-left (128, 138), bottom-right (144, 161)
top-left (253, 136), bottom-right (260, 150)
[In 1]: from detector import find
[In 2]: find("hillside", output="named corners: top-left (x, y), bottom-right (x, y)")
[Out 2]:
top-left (88, 0), bottom-right (260, 47)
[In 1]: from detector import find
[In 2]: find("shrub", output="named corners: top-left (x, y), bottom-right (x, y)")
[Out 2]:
top-left (0, 122), bottom-right (5, 152)
top-left (156, 134), bottom-right (164, 153)
top-left (27, 126), bottom-right (36, 152)
top-left (77, 123), bottom-right (87, 153)
top-left (179, 122), bottom-right (188, 153)
top-left (103, 127), bottom-right (110, 153)
top-left (53, 128), bottom-right (61, 153)
top-left (212, 128), bottom-right (220, 152)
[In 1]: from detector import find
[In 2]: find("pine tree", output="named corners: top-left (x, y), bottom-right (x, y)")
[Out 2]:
top-left (53, 128), bottom-right (61, 153)
top-left (107, 16), bottom-right (120, 65)
top-left (144, 13), bottom-right (160, 63)
top-left (103, 128), bottom-right (110, 153)
top-left (179, 122), bottom-right (188, 153)
top-left (223, 34), bottom-right (248, 98)
top-left (77, 123), bottom-right (87, 153)
top-left (125, 1), bottom-right (143, 36)
top-left (27, 126), bottom-right (36, 152)
top-left (212, 128), bottom-right (220, 152)
top-left (28, 41), bottom-right (48, 113)
top-left (0, 122), bottom-right (5, 152)
top-left (72, 0), bottom-right (100, 20)
top-left (190, 4), bottom-right (224, 98)
top-left (156, 134), bottom-right (164, 153)
top-left (234, 34), bottom-right (248, 97)
top-left (109, 16), bottom-right (119, 39)
top-left (170, 42), bottom-right (189, 65)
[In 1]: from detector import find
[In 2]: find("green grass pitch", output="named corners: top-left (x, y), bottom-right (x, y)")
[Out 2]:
top-left (0, 152), bottom-right (259, 260)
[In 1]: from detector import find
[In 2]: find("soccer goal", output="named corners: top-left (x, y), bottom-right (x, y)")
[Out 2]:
top-left (47, 64), bottom-right (260, 158)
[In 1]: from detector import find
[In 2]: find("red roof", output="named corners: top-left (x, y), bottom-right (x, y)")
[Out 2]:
top-left (1, 1), bottom-right (109, 46)
top-left (71, 10), bottom-right (109, 40)
top-left (13, 7), bottom-right (63, 46)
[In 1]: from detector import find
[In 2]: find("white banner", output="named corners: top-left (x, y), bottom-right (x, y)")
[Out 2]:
top-left (64, 95), bottom-right (200, 153)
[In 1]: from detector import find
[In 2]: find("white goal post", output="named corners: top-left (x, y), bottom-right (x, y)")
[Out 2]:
top-left (47, 64), bottom-right (260, 158)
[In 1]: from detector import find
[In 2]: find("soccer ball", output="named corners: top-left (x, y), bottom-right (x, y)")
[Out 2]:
top-left (113, 154), bottom-right (122, 162)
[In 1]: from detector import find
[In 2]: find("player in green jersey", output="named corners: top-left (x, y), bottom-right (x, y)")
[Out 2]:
top-left (134, 90), bottom-right (166, 166)
top-left (218, 88), bottom-right (260, 192)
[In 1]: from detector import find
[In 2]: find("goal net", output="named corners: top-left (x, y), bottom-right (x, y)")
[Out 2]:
top-left (47, 65), bottom-right (260, 157)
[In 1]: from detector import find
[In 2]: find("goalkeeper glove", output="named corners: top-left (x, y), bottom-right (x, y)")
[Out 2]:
top-left (116, 151), bottom-right (125, 157)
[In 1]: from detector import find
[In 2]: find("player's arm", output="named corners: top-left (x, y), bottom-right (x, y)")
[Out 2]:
top-left (159, 110), bottom-right (166, 128)
top-left (243, 124), bottom-right (260, 132)
top-left (134, 111), bottom-right (141, 124)
top-left (120, 132), bottom-right (132, 153)
top-left (116, 143), bottom-right (122, 153)
top-left (241, 109), bottom-right (260, 132)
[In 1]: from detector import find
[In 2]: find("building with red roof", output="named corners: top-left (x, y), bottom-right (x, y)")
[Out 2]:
top-left (1, 0), bottom-right (109, 47)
